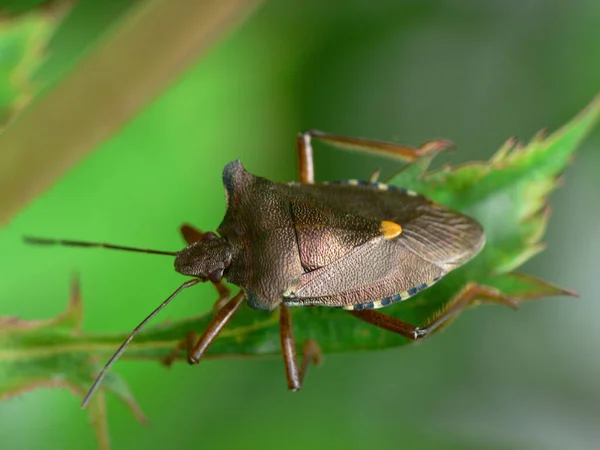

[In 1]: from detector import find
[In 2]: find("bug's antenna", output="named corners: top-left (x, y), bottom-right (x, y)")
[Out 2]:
top-left (81, 278), bottom-right (201, 408)
top-left (24, 236), bottom-right (178, 257)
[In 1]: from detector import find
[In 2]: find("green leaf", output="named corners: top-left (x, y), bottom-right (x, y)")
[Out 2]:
top-left (0, 5), bottom-right (66, 128)
top-left (0, 95), bottom-right (599, 445)
top-left (0, 276), bottom-right (145, 450)
top-left (0, 0), bottom-right (51, 15)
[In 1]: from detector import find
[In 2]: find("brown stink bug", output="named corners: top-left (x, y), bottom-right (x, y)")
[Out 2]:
top-left (26, 130), bottom-right (510, 407)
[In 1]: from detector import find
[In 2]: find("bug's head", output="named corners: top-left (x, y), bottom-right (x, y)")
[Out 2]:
top-left (174, 232), bottom-right (232, 283)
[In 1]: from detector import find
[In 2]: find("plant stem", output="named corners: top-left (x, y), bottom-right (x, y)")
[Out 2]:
top-left (0, 0), bottom-right (262, 226)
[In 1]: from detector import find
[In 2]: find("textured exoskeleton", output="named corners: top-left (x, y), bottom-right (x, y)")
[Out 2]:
top-left (175, 160), bottom-right (485, 311)
top-left (28, 130), bottom-right (497, 404)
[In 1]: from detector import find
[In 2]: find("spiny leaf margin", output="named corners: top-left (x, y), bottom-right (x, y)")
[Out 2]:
top-left (0, 95), bottom-right (598, 447)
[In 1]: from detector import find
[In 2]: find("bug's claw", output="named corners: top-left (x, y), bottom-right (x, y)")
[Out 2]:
top-left (414, 328), bottom-right (428, 339)
top-left (417, 139), bottom-right (456, 156)
top-left (302, 338), bottom-right (323, 367)
top-left (162, 331), bottom-right (197, 367)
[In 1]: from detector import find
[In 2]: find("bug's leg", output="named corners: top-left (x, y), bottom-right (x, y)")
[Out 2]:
top-left (180, 223), bottom-right (204, 244)
top-left (163, 225), bottom-right (236, 367)
top-left (417, 283), bottom-right (517, 336)
top-left (298, 339), bottom-right (323, 384)
top-left (187, 290), bottom-right (246, 364)
top-left (163, 331), bottom-right (196, 367)
top-left (296, 129), bottom-right (454, 184)
top-left (180, 223), bottom-right (231, 307)
top-left (280, 304), bottom-right (322, 391)
top-left (296, 133), bottom-right (316, 184)
top-left (349, 283), bottom-right (517, 340)
top-left (347, 309), bottom-right (421, 340)
top-left (162, 290), bottom-right (244, 367)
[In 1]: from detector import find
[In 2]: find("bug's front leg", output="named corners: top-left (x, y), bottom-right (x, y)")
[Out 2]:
top-left (163, 331), bottom-right (197, 367)
top-left (348, 283), bottom-right (518, 340)
top-left (162, 290), bottom-right (245, 367)
top-left (296, 129), bottom-right (454, 184)
top-left (279, 304), bottom-right (322, 391)
top-left (187, 290), bottom-right (246, 364)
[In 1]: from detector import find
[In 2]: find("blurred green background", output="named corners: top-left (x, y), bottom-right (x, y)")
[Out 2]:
top-left (1, 1), bottom-right (599, 449)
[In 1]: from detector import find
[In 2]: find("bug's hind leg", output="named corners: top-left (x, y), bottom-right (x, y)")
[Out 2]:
top-left (348, 283), bottom-right (517, 340)
top-left (296, 129), bottom-right (454, 184)
top-left (280, 304), bottom-right (323, 391)
top-left (347, 308), bottom-right (421, 340)
top-left (162, 290), bottom-right (245, 367)
top-left (419, 283), bottom-right (517, 336)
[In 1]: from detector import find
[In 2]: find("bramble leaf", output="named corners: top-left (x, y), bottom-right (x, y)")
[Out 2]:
top-left (0, 276), bottom-right (144, 450)
top-left (0, 95), bottom-right (598, 446)
top-left (0, 3), bottom-right (69, 128)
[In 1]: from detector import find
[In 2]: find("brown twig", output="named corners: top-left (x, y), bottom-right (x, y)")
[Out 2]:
top-left (0, 0), bottom-right (262, 226)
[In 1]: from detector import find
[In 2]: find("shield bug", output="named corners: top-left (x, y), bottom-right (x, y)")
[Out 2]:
top-left (25, 130), bottom-right (512, 407)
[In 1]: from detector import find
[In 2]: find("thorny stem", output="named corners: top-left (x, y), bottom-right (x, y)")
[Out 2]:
top-left (0, 0), bottom-right (263, 226)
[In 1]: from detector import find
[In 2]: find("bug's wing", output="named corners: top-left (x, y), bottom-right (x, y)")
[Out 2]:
top-left (287, 182), bottom-right (484, 273)
top-left (399, 202), bottom-right (485, 270)
top-left (286, 202), bottom-right (484, 309)
top-left (288, 237), bottom-right (443, 308)
top-left (289, 197), bottom-right (382, 271)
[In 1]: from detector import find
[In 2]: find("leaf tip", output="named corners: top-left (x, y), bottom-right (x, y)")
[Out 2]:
top-left (582, 92), bottom-right (600, 114)
top-left (565, 93), bottom-right (600, 134)
top-left (532, 127), bottom-right (548, 143)
top-left (563, 287), bottom-right (580, 298)
top-left (491, 136), bottom-right (518, 162)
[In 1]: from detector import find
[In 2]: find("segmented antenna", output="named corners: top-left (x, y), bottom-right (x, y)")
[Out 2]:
top-left (24, 236), bottom-right (178, 256)
top-left (81, 278), bottom-right (200, 408)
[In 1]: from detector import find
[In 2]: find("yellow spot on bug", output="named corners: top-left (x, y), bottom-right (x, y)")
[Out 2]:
top-left (380, 220), bottom-right (403, 239)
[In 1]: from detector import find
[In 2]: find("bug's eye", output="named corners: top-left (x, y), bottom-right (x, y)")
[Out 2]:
top-left (203, 232), bottom-right (219, 240)
top-left (208, 268), bottom-right (224, 283)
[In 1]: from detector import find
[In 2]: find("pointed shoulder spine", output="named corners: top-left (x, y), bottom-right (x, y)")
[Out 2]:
top-left (222, 160), bottom-right (254, 196)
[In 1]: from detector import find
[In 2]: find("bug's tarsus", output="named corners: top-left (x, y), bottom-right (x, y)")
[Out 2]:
top-left (299, 339), bottom-right (323, 382)
top-left (415, 328), bottom-right (428, 339)
top-left (348, 283), bottom-right (518, 341)
top-left (279, 304), bottom-right (322, 391)
top-left (24, 236), bottom-right (177, 257)
top-left (422, 283), bottom-right (517, 335)
top-left (81, 278), bottom-right (201, 408)
top-left (163, 331), bottom-right (197, 368)
top-left (416, 139), bottom-right (456, 156)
